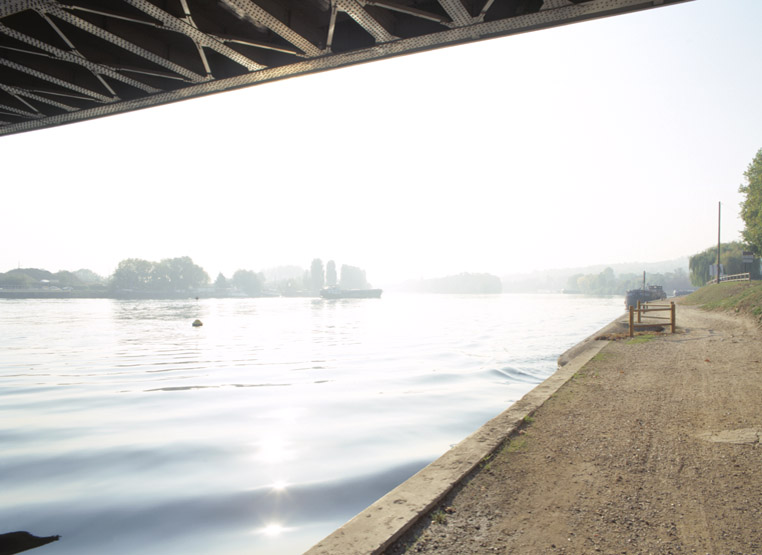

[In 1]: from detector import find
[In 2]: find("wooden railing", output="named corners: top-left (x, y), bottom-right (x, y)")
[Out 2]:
top-left (718, 273), bottom-right (750, 283)
top-left (628, 301), bottom-right (676, 337)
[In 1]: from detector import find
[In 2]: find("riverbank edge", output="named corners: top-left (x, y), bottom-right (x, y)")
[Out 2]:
top-left (304, 314), bottom-right (627, 555)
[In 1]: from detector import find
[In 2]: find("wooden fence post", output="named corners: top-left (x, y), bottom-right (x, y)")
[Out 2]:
top-left (629, 305), bottom-right (634, 337)
top-left (670, 302), bottom-right (676, 333)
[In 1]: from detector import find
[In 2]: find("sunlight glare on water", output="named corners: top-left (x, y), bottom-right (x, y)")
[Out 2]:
top-left (0, 293), bottom-right (622, 554)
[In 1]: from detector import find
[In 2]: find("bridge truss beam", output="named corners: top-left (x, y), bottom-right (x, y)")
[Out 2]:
top-left (0, 0), bottom-right (693, 137)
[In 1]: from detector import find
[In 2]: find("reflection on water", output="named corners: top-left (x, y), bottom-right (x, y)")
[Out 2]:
top-left (258, 524), bottom-right (291, 538)
top-left (113, 300), bottom-right (207, 321)
top-left (0, 294), bottom-right (622, 554)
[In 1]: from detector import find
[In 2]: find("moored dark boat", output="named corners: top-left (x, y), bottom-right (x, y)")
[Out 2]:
top-left (624, 271), bottom-right (667, 309)
top-left (625, 284), bottom-right (666, 309)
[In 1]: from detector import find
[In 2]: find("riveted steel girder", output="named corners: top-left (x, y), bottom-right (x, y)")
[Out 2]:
top-left (0, 0), bottom-right (694, 137)
top-left (218, 0), bottom-right (324, 57)
top-left (338, 0), bottom-right (398, 43)
top-left (124, 0), bottom-right (266, 72)
top-left (437, 0), bottom-right (473, 27)
top-left (0, 22), bottom-right (160, 93)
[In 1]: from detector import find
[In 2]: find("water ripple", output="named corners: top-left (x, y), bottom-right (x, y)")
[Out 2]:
top-left (0, 294), bottom-right (623, 554)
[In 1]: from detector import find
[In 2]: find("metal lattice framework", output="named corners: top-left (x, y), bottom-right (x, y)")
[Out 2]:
top-left (0, 0), bottom-right (692, 137)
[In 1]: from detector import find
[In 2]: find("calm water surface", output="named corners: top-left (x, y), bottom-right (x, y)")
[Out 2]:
top-left (0, 293), bottom-right (622, 554)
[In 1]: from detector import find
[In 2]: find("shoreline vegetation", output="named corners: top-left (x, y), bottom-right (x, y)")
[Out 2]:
top-left (0, 258), bottom-right (509, 300)
top-left (2, 245), bottom-right (758, 300)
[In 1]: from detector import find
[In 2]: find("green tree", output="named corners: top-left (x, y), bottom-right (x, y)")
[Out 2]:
top-left (591, 267), bottom-right (616, 294)
top-left (617, 274), bottom-right (643, 293)
top-left (74, 269), bottom-right (104, 284)
top-left (111, 258), bottom-right (154, 291)
top-left (52, 271), bottom-right (82, 288)
top-left (739, 148), bottom-right (762, 254)
top-left (689, 248), bottom-right (714, 286)
top-left (0, 271), bottom-right (33, 288)
top-left (149, 261), bottom-right (172, 291)
top-left (302, 270), bottom-right (312, 289)
top-left (7, 268), bottom-right (52, 283)
top-left (214, 273), bottom-right (228, 293)
top-left (576, 274), bottom-right (592, 293)
top-left (339, 265), bottom-right (369, 289)
top-left (232, 269), bottom-right (264, 296)
top-left (326, 260), bottom-right (337, 287)
top-left (689, 242), bottom-right (758, 286)
top-left (110, 257), bottom-right (208, 293)
top-left (562, 268), bottom-right (688, 296)
top-left (565, 274), bottom-right (583, 292)
top-left (310, 258), bottom-right (325, 291)
top-left (160, 256), bottom-right (209, 291)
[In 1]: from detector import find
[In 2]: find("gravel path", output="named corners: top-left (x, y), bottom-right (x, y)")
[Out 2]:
top-left (385, 304), bottom-right (762, 554)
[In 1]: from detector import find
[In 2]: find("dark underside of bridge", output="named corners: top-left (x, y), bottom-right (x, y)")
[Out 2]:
top-left (0, 0), bottom-right (691, 137)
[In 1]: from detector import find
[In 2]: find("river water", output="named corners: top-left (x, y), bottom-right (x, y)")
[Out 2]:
top-left (0, 293), bottom-right (622, 554)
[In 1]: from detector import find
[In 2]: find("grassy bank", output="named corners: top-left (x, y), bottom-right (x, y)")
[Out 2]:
top-left (681, 281), bottom-right (762, 322)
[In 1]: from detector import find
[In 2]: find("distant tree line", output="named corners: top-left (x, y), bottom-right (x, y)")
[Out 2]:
top-left (212, 269), bottom-right (266, 297)
top-left (0, 268), bottom-right (105, 290)
top-left (565, 267), bottom-right (692, 296)
top-left (110, 257), bottom-right (209, 295)
top-left (1, 256), bottom-right (374, 299)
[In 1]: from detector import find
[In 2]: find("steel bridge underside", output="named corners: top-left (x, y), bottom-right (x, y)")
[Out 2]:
top-left (0, 0), bottom-right (692, 137)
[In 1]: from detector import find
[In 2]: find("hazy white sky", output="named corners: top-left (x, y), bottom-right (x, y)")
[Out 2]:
top-left (2, 0), bottom-right (760, 286)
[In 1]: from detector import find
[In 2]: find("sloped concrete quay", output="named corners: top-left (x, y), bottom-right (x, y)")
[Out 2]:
top-left (304, 316), bottom-right (625, 554)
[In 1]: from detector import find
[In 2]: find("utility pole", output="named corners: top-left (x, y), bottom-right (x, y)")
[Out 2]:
top-left (716, 201), bottom-right (721, 284)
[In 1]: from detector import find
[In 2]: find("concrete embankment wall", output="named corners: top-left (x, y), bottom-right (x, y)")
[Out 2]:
top-left (305, 314), bottom-right (627, 555)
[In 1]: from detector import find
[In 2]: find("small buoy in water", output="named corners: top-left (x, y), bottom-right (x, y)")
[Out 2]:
top-left (192, 319), bottom-right (203, 327)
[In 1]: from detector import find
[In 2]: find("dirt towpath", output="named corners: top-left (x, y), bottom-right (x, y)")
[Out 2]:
top-left (385, 304), bottom-right (762, 555)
